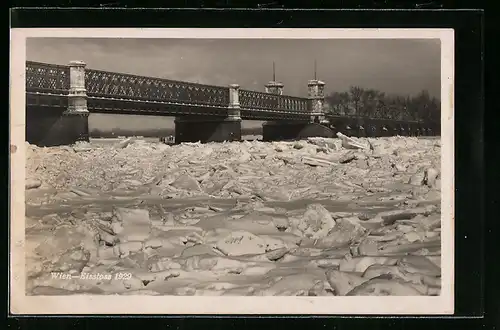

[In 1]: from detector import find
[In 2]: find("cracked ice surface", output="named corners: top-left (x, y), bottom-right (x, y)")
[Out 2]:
top-left (24, 136), bottom-right (442, 296)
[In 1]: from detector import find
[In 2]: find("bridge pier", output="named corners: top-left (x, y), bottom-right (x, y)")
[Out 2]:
top-left (26, 60), bottom-right (89, 147)
top-left (377, 121), bottom-right (393, 137)
top-left (399, 123), bottom-right (409, 136)
top-left (26, 106), bottom-right (89, 147)
top-left (46, 111), bottom-right (89, 146)
top-left (174, 116), bottom-right (241, 143)
top-left (365, 123), bottom-right (379, 138)
top-left (326, 118), bottom-right (427, 138)
top-left (328, 117), bottom-right (356, 137)
top-left (262, 121), bottom-right (334, 141)
top-left (356, 118), bottom-right (367, 138)
top-left (174, 84), bottom-right (242, 143)
top-left (262, 79), bottom-right (334, 142)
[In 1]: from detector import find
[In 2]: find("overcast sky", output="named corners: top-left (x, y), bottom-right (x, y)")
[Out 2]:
top-left (27, 38), bottom-right (441, 99)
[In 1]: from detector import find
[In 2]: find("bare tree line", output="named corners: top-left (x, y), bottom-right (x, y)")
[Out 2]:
top-left (325, 86), bottom-right (440, 124)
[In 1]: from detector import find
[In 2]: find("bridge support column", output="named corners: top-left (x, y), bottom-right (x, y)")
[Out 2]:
top-left (262, 121), bottom-right (335, 142)
top-left (62, 60), bottom-right (90, 144)
top-left (174, 84), bottom-right (241, 143)
top-left (174, 117), bottom-right (241, 143)
top-left (308, 79), bottom-right (328, 124)
top-left (261, 79), bottom-right (333, 142)
top-left (34, 60), bottom-right (90, 147)
top-left (227, 83), bottom-right (241, 120)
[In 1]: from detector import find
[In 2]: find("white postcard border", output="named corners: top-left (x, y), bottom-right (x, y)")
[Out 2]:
top-left (9, 28), bottom-right (454, 315)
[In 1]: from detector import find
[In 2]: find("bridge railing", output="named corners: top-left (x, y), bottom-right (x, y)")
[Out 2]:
top-left (239, 89), bottom-right (309, 113)
top-left (26, 61), bottom-right (70, 95)
top-left (84, 69), bottom-right (230, 108)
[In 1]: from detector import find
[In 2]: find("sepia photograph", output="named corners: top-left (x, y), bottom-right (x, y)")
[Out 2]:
top-left (10, 28), bottom-right (454, 315)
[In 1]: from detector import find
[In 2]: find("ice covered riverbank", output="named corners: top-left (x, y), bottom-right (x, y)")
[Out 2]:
top-left (24, 135), bottom-right (442, 296)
